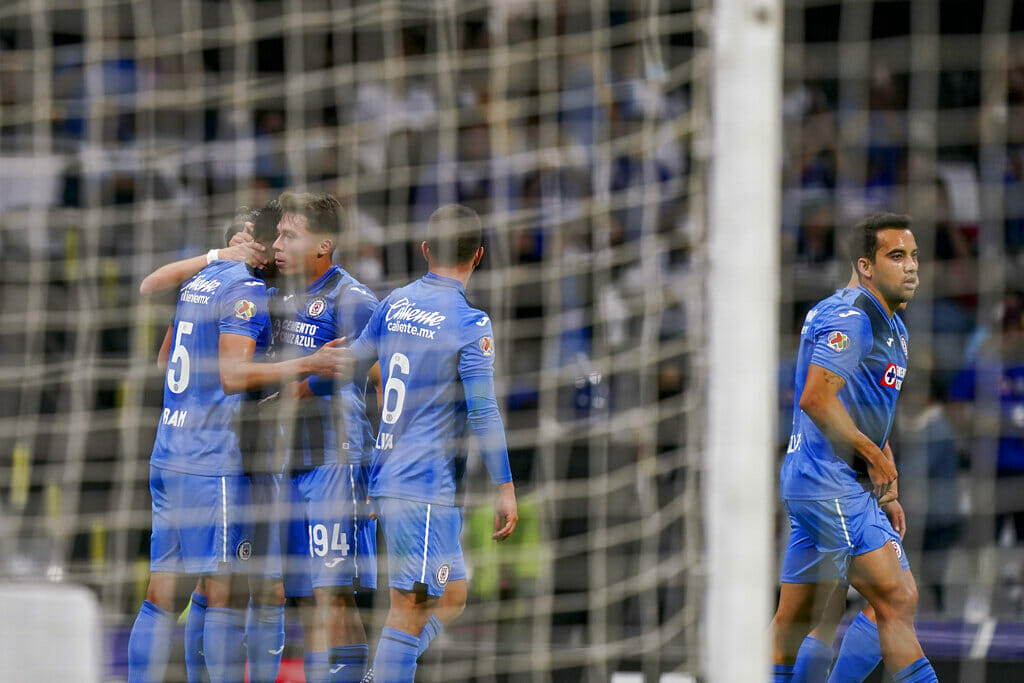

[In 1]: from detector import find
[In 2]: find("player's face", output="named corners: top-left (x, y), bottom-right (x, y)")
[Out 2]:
top-left (273, 212), bottom-right (321, 277)
top-left (869, 228), bottom-right (919, 307)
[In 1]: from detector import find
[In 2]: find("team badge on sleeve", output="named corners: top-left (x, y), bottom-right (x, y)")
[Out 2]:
top-left (306, 296), bottom-right (327, 318)
top-left (234, 299), bottom-right (256, 321)
top-left (479, 336), bottom-right (494, 356)
top-left (826, 331), bottom-right (849, 352)
top-left (900, 335), bottom-right (908, 356)
top-left (436, 563), bottom-right (450, 586)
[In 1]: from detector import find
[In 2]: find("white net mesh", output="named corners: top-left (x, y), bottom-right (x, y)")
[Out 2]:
top-left (0, 1), bottom-right (707, 680)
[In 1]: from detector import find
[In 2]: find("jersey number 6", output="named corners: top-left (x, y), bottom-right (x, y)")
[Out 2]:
top-left (381, 352), bottom-right (410, 425)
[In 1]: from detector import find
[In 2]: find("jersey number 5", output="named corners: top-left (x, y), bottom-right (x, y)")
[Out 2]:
top-left (166, 321), bottom-right (193, 394)
top-left (381, 352), bottom-right (410, 425)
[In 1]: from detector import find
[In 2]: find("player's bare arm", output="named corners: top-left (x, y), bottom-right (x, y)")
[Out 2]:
top-left (798, 363), bottom-right (897, 498)
top-left (139, 231), bottom-right (266, 297)
top-left (218, 334), bottom-right (353, 395)
top-left (157, 324), bottom-right (173, 371)
top-left (877, 441), bottom-right (899, 506)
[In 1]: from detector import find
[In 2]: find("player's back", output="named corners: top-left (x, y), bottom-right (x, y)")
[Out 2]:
top-left (782, 286), bottom-right (908, 500)
top-left (369, 272), bottom-right (495, 506)
top-left (151, 260), bottom-right (270, 477)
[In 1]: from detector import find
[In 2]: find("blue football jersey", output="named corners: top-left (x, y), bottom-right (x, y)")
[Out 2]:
top-left (781, 286), bottom-right (910, 500)
top-left (349, 272), bottom-right (497, 506)
top-left (151, 260), bottom-right (271, 476)
top-left (271, 265), bottom-right (378, 470)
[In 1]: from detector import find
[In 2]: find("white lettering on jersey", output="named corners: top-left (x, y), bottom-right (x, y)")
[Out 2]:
top-left (386, 298), bottom-right (447, 327)
top-left (386, 321), bottom-right (436, 339)
top-left (886, 337), bottom-right (894, 347)
top-left (838, 310), bottom-right (860, 318)
top-left (182, 275), bottom-right (222, 295)
top-left (161, 408), bottom-right (188, 427)
top-left (375, 432), bottom-right (394, 450)
top-left (476, 315), bottom-right (489, 327)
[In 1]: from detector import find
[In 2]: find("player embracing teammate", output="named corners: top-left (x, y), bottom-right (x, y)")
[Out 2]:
top-left (131, 199), bottom-right (516, 683)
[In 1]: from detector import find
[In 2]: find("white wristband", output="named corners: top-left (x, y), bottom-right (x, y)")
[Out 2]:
top-left (206, 249), bottom-right (219, 265)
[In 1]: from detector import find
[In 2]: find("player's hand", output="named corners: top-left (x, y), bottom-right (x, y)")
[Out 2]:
top-left (305, 338), bottom-right (354, 379)
top-left (283, 379), bottom-right (314, 400)
top-left (365, 496), bottom-right (378, 521)
top-left (229, 224), bottom-right (254, 245)
top-left (883, 500), bottom-right (907, 540)
top-left (876, 476), bottom-right (899, 506)
top-left (492, 482), bottom-right (518, 541)
top-left (867, 457), bottom-right (898, 502)
top-left (220, 240), bottom-right (268, 270)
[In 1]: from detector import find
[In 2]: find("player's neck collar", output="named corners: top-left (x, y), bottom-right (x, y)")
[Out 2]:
top-left (306, 264), bottom-right (341, 293)
top-left (857, 285), bottom-right (895, 321)
top-left (424, 271), bottom-right (465, 292)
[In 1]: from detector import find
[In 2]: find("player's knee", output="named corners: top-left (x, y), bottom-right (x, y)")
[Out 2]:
top-left (255, 580), bottom-right (285, 606)
top-left (874, 582), bottom-right (917, 622)
top-left (439, 580), bottom-right (467, 621)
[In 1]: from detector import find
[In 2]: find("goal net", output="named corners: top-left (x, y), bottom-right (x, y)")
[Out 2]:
top-left (0, 1), bottom-right (721, 681)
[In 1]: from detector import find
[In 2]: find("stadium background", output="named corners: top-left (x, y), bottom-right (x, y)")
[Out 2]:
top-left (0, 0), bottom-right (1023, 680)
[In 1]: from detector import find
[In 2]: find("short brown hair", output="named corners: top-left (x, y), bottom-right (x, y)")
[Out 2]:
top-left (425, 204), bottom-right (482, 266)
top-left (278, 191), bottom-right (344, 238)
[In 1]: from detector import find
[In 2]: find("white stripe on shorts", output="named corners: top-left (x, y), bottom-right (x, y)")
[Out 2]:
top-left (420, 503), bottom-right (432, 582)
top-left (221, 477), bottom-right (229, 563)
top-left (349, 464), bottom-right (359, 578)
top-left (834, 498), bottom-right (852, 548)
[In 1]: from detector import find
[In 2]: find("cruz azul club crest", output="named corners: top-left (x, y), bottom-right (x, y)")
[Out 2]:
top-left (306, 296), bottom-right (327, 318)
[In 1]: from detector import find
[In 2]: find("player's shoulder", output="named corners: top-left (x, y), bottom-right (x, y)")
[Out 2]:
top-left (219, 261), bottom-right (266, 289)
top-left (336, 270), bottom-right (379, 305)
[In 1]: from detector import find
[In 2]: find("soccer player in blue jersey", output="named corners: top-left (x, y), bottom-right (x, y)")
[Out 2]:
top-left (786, 265), bottom-right (908, 683)
top-left (142, 204), bottom-right (291, 683)
top-left (128, 211), bottom-right (352, 683)
top-left (344, 203), bottom-right (518, 682)
top-left (771, 213), bottom-right (939, 682)
top-left (268, 191), bottom-right (380, 683)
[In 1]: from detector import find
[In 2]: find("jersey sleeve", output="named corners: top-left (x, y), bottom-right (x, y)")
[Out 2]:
top-left (348, 294), bottom-right (387, 366)
top-left (808, 307), bottom-right (871, 380)
top-left (218, 276), bottom-right (270, 339)
top-left (457, 310), bottom-right (496, 380)
top-left (335, 284), bottom-right (379, 339)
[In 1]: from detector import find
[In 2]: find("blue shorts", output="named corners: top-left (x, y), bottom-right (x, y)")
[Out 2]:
top-left (376, 497), bottom-right (466, 598)
top-left (248, 472), bottom-right (284, 580)
top-left (283, 464), bottom-right (377, 597)
top-left (781, 490), bottom-right (910, 584)
top-left (149, 465), bottom-right (253, 576)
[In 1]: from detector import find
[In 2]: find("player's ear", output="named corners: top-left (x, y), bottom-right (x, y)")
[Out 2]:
top-left (472, 246), bottom-right (484, 269)
top-left (421, 241), bottom-right (431, 263)
top-left (857, 256), bottom-right (872, 279)
top-left (318, 238), bottom-right (334, 258)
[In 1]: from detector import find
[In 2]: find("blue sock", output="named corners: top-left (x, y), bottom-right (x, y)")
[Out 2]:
top-left (828, 612), bottom-right (881, 683)
top-left (128, 600), bottom-right (176, 683)
top-left (417, 614), bottom-right (443, 657)
top-left (304, 650), bottom-right (330, 683)
top-left (184, 592), bottom-right (209, 683)
top-left (246, 603), bottom-right (285, 683)
top-left (329, 643), bottom-right (369, 682)
top-left (892, 657), bottom-right (937, 683)
top-left (203, 607), bottom-right (247, 683)
top-left (372, 627), bottom-right (420, 683)
top-left (794, 635), bottom-right (834, 682)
